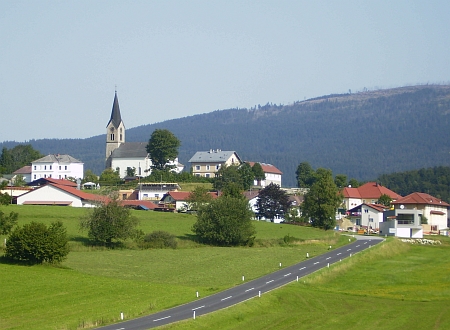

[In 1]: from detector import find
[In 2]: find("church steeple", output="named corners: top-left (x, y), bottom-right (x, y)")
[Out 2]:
top-left (105, 91), bottom-right (126, 167)
top-left (106, 91), bottom-right (123, 128)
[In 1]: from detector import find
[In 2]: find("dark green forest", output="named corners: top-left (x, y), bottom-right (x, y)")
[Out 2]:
top-left (1, 85), bottom-right (450, 188)
top-left (376, 166), bottom-right (450, 203)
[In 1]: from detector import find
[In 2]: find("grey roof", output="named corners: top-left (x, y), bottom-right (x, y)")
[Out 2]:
top-left (33, 154), bottom-right (83, 163)
top-left (106, 91), bottom-right (123, 128)
top-left (111, 142), bottom-right (149, 158)
top-left (188, 150), bottom-right (241, 163)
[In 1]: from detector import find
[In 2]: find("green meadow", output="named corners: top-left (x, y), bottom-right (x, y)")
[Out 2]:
top-left (1, 205), bottom-right (449, 330)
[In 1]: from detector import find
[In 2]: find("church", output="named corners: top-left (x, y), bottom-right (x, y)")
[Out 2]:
top-left (105, 91), bottom-right (184, 179)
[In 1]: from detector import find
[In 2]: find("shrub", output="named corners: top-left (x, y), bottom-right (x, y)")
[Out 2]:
top-left (5, 221), bottom-right (69, 264)
top-left (141, 231), bottom-right (177, 249)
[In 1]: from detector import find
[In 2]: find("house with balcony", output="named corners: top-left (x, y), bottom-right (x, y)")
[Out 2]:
top-left (347, 203), bottom-right (389, 232)
top-left (391, 192), bottom-right (449, 232)
top-left (189, 149), bottom-right (241, 178)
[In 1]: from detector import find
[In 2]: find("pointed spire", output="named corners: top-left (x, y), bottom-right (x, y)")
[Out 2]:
top-left (107, 91), bottom-right (123, 128)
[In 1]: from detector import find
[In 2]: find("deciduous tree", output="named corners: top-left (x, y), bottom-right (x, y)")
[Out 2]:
top-left (301, 168), bottom-right (342, 230)
top-left (80, 198), bottom-right (139, 245)
top-left (146, 129), bottom-right (181, 170)
top-left (0, 210), bottom-right (18, 235)
top-left (296, 162), bottom-right (316, 188)
top-left (185, 186), bottom-right (214, 211)
top-left (251, 162), bottom-right (266, 183)
top-left (256, 183), bottom-right (292, 221)
top-left (5, 221), bottom-right (69, 264)
top-left (192, 195), bottom-right (255, 246)
top-left (0, 145), bottom-right (43, 174)
top-left (213, 164), bottom-right (243, 191)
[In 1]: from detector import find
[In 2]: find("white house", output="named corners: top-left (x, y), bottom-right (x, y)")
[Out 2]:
top-left (379, 208), bottom-right (424, 238)
top-left (136, 183), bottom-right (181, 202)
top-left (16, 183), bottom-right (105, 207)
top-left (348, 203), bottom-right (389, 232)
top-left (12, 165), bottom-right (32, 183)
top-left (246, 162), bottom-right (283, 187)
top-left (31, 154), bottom-right (84, 181)
top-left (341, 182), bottom-right (402, 210)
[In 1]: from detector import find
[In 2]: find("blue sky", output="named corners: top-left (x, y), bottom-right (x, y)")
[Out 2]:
top-left (1, 0), bottom-right (449, 141)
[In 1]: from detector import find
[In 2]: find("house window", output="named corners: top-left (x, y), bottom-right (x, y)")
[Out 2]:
top-left (111, 133), bottom-right (115, 141)
top-left (65, 175), bottom-right (67, 178)
top-left (34, 174), bottom-right (36, 179)
top-left (49, 174), bottom-right (52, 178)
top-left (206, 165), bottom-right (210, 171)
top-left (356, 219), bottom-right (361, 225)
top-left (59, 175), bottom-right (61, 179)
top-left (195, 173), bottom-right (201, 177)
top-left (65, 166), bottom-right (67, 170)
top-left (50, 165), bottom-right (52, 170)
top-left (44, 174), bottom-right (46, 178)
top-left (34, 166), bottom-right (36, 170)
top-left (59, 166), bottom-right (61, 170)
top-left (397, 214), bottom-right (414, 225)
top-left (195, 165), bottom-right (200, 171)
top-left (205, 173), bottom-right (210, 178)
top-left (44, 165), bottom-right (47, 170)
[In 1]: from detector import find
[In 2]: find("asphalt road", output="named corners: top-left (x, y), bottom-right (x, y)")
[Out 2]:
top-left (97, 235), bottom-right (384, 330)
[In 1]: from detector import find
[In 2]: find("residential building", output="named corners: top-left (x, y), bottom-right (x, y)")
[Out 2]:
top-left (16, 183), bottom-right (105, 207)
top-left (160, 191), bottom-right (219, 212)
top-left (136, 183), bottom-right (181, 202)
top-left (246, 162), bottom-right (282, 187)
top-left (347, 203), bottom-right (389, 232)
top-left (189, 149), bottom-right (241, 178)
top-left (31, 154), bottom-right (84, 181)
top-left (380, 208), bottom-right (424, 238)
top-left (12, 165), bottom-right (32, 183)
top-left (391, 192), bottom-right (449, 231)
top-left (341, 182), bottom-right (401, 210)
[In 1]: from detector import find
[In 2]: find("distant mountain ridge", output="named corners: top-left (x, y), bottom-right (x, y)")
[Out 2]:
top-left (2, 85), bottom-right (450, 187)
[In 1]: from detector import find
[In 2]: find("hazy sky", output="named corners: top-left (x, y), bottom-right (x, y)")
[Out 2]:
top-left (1, 0), bottom-right (449, 142)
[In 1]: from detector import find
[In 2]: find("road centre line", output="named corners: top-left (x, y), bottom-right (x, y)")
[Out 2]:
top-left (284, 273), bottom-right (291, 277)
top-left (266, 280), bottom-right (274, 284)
top-left (356, 245), bottom-right (360, 247)
top-left (192, 306), bottom-right (205, 310)
top-left (326, 257), bottom-right (331, 260)
top-left (153, 316), bottom-right (171, 322)
top-left (221, 296), bottom-right (232, 301)
top-left (245, 288), bottom-right (254, 292)
top-left (313, 262), bottom-right (319, 265)
top-left (336, 253), bottom-right (341, 255)
top-left (299, 267), bottom-right (306, 270)
top-left (347, 249), bottom-right (352, 251)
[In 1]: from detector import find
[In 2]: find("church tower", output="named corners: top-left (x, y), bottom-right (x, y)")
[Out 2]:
top-left (105, 91), bottom-right (125, 168)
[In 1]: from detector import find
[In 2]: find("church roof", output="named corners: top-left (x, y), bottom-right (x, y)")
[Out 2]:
top-left (111, 142), bottom-right (149, 158)
top-left (107, 91), bottom-right (123, 128)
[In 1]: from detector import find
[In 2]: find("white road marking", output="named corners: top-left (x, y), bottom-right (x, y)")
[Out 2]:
top-left (245, 288), bottom-right (254, 292)
top-left (337, 253), bottom-right (342, 256)
top-left (347, 249), bottom-right (352, 251)
top-left (192, 305), bottom-right (205, 310)
top-left (326, 257), bottom-right (331, 260)
top-left (364, 242), bottom-right (368, 244)
top-left (266, 280), bottom-right (274, 284)
top-left (356, 245), bottom-right (360, 247)
top-left (153, 316), bottom-right (171, 322)
top-left (299, 267), bottom-right (306, 270)
top-left (284, 273), bottom-right (291, 277)
top-left (221, 296), bottom-right (232, 301)
top-left (314, 262), bottom-right (319, 265)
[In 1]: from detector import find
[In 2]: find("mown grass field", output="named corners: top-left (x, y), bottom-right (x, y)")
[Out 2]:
top-left (0, 205), bottom-right (342, 330)
top-left (2, 205), bottom-right (449, 330)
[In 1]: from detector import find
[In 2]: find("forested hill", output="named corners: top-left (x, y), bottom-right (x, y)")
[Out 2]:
top-left (2, 85), bottom-right (450, 187)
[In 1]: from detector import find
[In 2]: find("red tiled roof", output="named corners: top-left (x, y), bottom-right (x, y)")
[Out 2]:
top-left (45, 178), bottom-right (78, 187)
top-left (247, 162), bottom-right (283, 175)
top-left (50, 184), bottom-right (107, 203)
top-left (243, 190), bottom-right (259, 200)
top-left (341, 182), bottom-right (401, 199)
top-left (392, 192), bottom-right (450, 207)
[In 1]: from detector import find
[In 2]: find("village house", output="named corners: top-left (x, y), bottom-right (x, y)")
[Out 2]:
top-left (189, 149), bottom-right (241, 178)
top-left (246, 162), bottom-right (283, 187)
top-left (341, 182), bottom-right (401, 210)
top-left (31, 154), bottom-right (84, 181)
